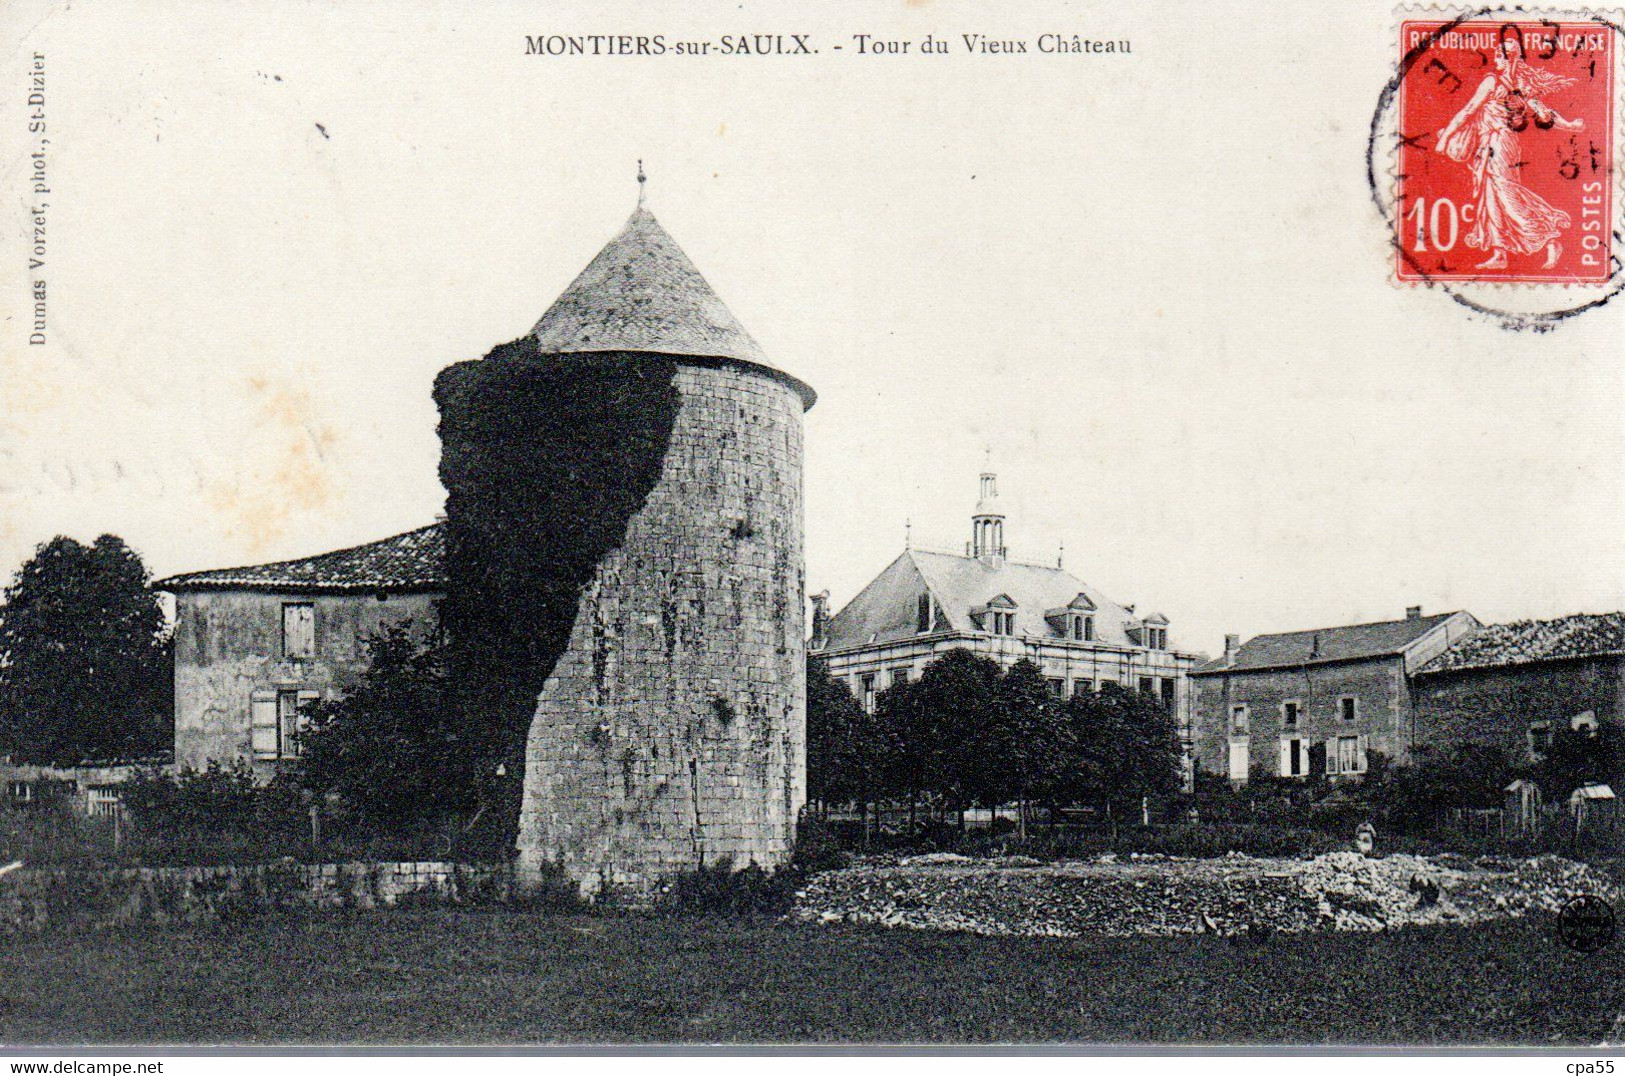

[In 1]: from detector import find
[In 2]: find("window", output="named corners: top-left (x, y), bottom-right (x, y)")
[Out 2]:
top-left (1279, 737), bottom-right (1308, 777)
top-left (1282, 700), bottom-right (1301, 729)
top-left (1528, 721), bottom-right (1554, 757)
top-left (916, 593), bottom-right (933, 633)
top-left (1231, 704), bottom-right (1250, 736)
top-left (1083, 616), bottom-right (1094, 641)
top-left (1328, 734), bottom-right (1368, 775)
top-left (1339, 696), bottom-right (1358, 723)
top-left (86, 787), bottom-right (121, 818)
top-left (1145, 627), bottom-right (1167, 650)
top-left (1572, 710), bottom-right (1599, 735)
top-left (1070, 614), bottom-right (1095, 641)
top-left (860, 674), bottom-right (877, 715)
top-left (251, 687), bottom-right (318, 759)
top-left (891, 667), bottom-right (910, 688)
top-left (282, 602), bottom-right (315, 660)
top-left (7, 780), bottom-right (32, 803)
top-left (1047, 678), bottom-right (1065, 697)
top-left (1160, 678), bottom-right (1176, 708)
top-left (1139, 676), bottom-right (1155, 696)
top-left (988, 611), bottom-right (1015, 636)
top-left (1072, 679), bottom-right (1093, 696)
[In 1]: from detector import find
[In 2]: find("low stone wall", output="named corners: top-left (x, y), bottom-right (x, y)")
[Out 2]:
top-left (0, 860), bottom-right (514, 930)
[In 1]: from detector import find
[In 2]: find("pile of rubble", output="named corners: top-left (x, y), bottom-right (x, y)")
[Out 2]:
top-left (791, 851), bottom-right (1621, 938)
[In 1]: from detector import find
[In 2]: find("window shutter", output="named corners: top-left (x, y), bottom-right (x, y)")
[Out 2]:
top-left (1324, 737), bottom-right (1337, 775)
top-left (1357, 734), bottom-right (1369, 773)
top-left (1279, 738), bottom-right (1291, 778)
top-left (250, 690), bottom-right (278, 758)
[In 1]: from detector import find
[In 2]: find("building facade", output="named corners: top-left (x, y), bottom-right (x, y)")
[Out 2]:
top-left (816, 472), bottom-right (1200, 769)
top-left (1189, 608), bottom-right (1480, 784)
top-left (157, 526), bottom-right (445, 780)
top-left (1412, 612), bottom-right (1625, 765)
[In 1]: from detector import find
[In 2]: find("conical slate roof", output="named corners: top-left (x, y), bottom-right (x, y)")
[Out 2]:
top-left (529, 207), bottom-right (815, 409)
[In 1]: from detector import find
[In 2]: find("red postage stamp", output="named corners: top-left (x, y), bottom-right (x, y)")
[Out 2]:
top-left (1395, 17), bottom-right (1617, 284)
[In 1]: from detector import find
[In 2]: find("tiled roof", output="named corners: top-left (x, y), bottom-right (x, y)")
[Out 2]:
top-left (1193, 613), bottom-right (1461, 675)
top-left (823, 549), bottom-right (1153, 651)
top-left (155, 524), bottom-right (446, 594)
top-left (1419, 612), bottom-right (1625, 674)
top-left (529, 206), bottom-right (815, 409)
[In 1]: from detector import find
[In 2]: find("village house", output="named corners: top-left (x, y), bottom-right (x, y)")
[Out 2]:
top-left (1190, 608), bottom-right (1481, 784)
top-left (815, 471), bottom-right (1200, 775)
top-left (1412, 612), bottom-right (1625, 765)
top-left (155, 525), bottom-right (445, 779)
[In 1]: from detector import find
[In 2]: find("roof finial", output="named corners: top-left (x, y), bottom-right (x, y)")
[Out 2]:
top-left (905, 518), bottom-right (912, 549)
top-left (1058, 539), bottom-right (1064, 569)
top-left (637, 159), bottom-right (646, 207)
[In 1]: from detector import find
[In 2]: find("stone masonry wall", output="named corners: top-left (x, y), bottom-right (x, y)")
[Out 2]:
top-left (173, 590), bottom-right (440, 779)
top-left (1191, 657), bottom-right (1409, 780)
top-left (516, 363), bottom-right (806, 897)
top-left (1412, 657), bottom-right (1625, 760)
top-left (0, 860), bottom-right (511, 932)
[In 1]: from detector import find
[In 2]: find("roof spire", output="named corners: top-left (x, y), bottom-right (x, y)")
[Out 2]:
top-left (1058, 539), bottom-right (1064, 569)
top-left (637, 159), bottom-right (646, 207)
top-left (905, 518), bottom-right (912, 549)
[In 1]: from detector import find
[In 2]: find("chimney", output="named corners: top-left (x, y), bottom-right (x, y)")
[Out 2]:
top-left (809, 590), bottom-right (831, 651)
top-left (1405, 605), bottom-right (1423, 620)
top-left (1223, 633), bottom-right (1241, 666)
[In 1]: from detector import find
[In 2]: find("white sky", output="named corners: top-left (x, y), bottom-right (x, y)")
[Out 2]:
top-left (3, 0), bottom-right (1622, 657)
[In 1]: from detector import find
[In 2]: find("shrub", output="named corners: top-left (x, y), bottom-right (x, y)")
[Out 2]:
top-left (657, 858), bottom-right (797, 918)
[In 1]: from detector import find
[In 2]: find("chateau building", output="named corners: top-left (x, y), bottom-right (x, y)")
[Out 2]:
top-left (815, 472), bottom-right (1200, 771)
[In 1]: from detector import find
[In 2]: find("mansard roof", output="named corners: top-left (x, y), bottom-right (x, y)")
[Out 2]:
top-left (1418, 612), bottom-right (1625, 675)
top-left (528, 206), bottom-right (815, 409)
top-left (1193, 612), bottom-right (1466, 675)
top-left (823, 548), bottom-right (1149, 651)
top-left (155, 524), bottom-right (446, 594)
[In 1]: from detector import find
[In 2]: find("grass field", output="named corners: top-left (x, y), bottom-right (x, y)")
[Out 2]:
top-left (1, 909), bottom-right (1620, 1045)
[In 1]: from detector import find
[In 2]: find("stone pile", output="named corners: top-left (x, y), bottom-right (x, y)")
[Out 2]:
top-left (792, 852), bottom-right (1621, 939)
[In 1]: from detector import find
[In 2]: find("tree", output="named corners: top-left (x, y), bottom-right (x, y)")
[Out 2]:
top-left (969, 659), bottom-right (1061, 834)
top-left (805, 657), bottom-right (876, 810)
top-left (0, 535), bottom-right (172, 763)
top-left (296, 622), bottom-right (479, 830)
top-left (881, 649), bottom-right (1003, 826)
top-left (1058, 681), bottom-right (1183, 813)
top-left (1537, 721), bottom-right (1625, 800)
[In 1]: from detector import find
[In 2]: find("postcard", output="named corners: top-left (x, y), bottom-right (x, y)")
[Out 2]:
top-left (2, 0), bottom-right (1623, 1054)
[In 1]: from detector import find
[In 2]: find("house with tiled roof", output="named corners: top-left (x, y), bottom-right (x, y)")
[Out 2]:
top-left (155, 525), bottom-right (446, 775)
top-left (1189, 608), bottom-right (1481, 784)
top-left (1412, 612), bottom-right (1625, 766)
top-left (815, 471), bottom-right (1201, 784)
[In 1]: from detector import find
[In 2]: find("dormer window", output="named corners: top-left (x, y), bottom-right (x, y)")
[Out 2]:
top-left (1142, 613), bottom-right (1170, 650)
top-left (916, 593), bottom-right (933, 633)
top-left (1047, 594), bottom-right (1097, 642)
top-left (974, 595), bottom-right (1018, 637)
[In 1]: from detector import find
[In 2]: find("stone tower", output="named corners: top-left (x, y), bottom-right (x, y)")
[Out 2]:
top-left (442, 189), bottom-right (815, 898)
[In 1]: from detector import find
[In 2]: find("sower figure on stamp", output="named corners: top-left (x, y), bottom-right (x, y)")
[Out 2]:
top-left (1436, 38), bottom-right (1585, 270)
